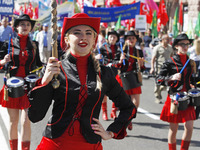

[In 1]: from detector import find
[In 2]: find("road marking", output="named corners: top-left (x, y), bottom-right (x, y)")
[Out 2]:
top-left (138, 107), bottom-right (160, 120)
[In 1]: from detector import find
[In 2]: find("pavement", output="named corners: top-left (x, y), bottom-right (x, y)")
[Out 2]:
top-left (0, 73), bottom-right (200, 150)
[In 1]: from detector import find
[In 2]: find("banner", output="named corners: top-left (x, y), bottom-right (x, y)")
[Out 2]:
top-left (0, 0), bottom-right (14, 15)
top-left (37, 1), bottom-right (73, 26)
top-left (135, 15), bottom-right (146, 32)
top-left (84, 2), bottom-right (140, 22)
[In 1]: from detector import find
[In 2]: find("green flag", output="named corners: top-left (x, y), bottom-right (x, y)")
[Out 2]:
top-left (151, 10), bottom-right (157, 37)
top-left (195, 12), bottom-right (200, 37)
top-left (173, 7), bottom-right (179, 38)
top-left (115, 15), bottom-right (121, 31)
top-left (187, 19), bottom-right (193, 38)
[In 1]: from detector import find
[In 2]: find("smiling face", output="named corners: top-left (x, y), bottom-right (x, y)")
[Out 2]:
top-left (175, 40), bottom-right (190, 55)
top-left (65, 25), bottom-right (96, 56)
top-left (108, 34), bottom-right (118, 45)
top-left (16, 21), bottom-right (32, 35)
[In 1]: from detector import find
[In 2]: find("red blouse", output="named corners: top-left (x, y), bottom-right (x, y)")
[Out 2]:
top-left (15, 34), bottom-right (29, 78)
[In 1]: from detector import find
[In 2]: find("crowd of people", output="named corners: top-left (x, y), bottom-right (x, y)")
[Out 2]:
top-left (0, 13), bottom-right (200, 150)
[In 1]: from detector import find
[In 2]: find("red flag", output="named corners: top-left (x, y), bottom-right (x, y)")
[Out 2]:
top-left (27, 3), bottom-right (33, 18)
top-left (179, 0), bottom-right (183, 26)
top-left (24, 3), bottom-right (27, 14)
top-left (158, 0), bottom-right (168, 25)
top-left (92, 0), bottom-right (97, 7)
top-left (108, 0), bottom-right (121, 6)
top-left (33, 6), bottom-right (38, 19)
top-left (131, 0), bottom-right (136, 4)
top-left (140, 2), bottom-right (153, 24)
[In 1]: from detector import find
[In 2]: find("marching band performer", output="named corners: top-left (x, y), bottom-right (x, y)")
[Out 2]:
top-left (0, 14), bottom-right (40, 150)
top-left (157, 33), bottom-right (196, 150)
top-left (96, 30), bottom-right (121, 120)
top-left (118, 30), bottom-right (144, 130)
top-left (28, 13), bottom-right (136, 149)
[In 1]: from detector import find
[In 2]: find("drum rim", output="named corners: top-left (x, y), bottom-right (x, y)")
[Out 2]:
top-left (7, 77), bottom-right (24, 87)
top-left (170, 92), bottom-right (189, 101)
top-left (188, 89), bottom-right (200, 97)
top-left (24, 74), bottom-right (39, 82)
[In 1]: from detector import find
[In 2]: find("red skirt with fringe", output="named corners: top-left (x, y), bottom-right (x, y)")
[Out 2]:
top-left (160, 95), bottom-right (196, 123)
top-left (0, 85), bottom-right (30, 109)
top-left (36, 120), bottom-right (103, 150)
top-left (115, 74), bottom-right (142, 95)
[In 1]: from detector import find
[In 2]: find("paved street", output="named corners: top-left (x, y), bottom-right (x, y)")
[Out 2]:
top-left (0, 72), bottom-right (199, 150)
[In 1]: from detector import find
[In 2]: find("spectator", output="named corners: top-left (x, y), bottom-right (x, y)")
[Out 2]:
top-left (0, 17), bottom-right (13, 49)
top-left (150, 34), bottom-right (173, 104)
top-left (150, 31), bottom-right (163, 48)
top-left (36, 23), bottom-right (52, 64)
top-left (143, 28), bottom-right (152, 47)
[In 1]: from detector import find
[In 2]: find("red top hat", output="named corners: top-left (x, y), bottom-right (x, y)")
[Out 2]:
top-left (60, 13), bottom-right (101, 51)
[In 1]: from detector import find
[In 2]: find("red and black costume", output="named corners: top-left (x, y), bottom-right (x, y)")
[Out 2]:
top-left (28, 53), bottom-right (137, 149)
top-left (157, 53), bottom-right (196, 123)
top-left (99, 43), bottom-right (121, 76)
top-left (0, 34), bottom-right (41, 108)
top-left (117, 45), bottom-right (142, 95)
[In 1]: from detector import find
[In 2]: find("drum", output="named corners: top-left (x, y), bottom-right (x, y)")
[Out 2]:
top-left (24, 74), bottom-right (39, 91)
top-left (171, 92), bottom-right (190, 111)
top-left (188, 88), bottom-right (200, 106)
top-left (6, 77), bottom-right (25, 98)
top-left (120, 71), bottom-right (142, 90)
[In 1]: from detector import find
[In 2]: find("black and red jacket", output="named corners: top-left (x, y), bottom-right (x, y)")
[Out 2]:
top-left (120, 46), bottom-right (143, 73)
top-left (0, 35), bottom-right (42, 76)
top-left (28, 53), bottom-right (136, 144)
top-left (156, 54), bottom-right (195, 94)
top-left (99, 43), bottom-right (121, 75)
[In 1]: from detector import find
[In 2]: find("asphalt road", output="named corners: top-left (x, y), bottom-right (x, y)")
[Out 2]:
top-left (0, 72), bottom-right (199, 150)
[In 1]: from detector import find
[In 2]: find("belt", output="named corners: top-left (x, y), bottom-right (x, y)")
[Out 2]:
top-left (43, 46), bottom-right (47, 48)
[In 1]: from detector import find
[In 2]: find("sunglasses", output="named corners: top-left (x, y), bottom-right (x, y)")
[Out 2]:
top-left (177, 43), bottom-right (190, 48)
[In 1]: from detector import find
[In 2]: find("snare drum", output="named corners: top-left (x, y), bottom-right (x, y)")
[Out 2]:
top-left (171, 92), bottom-right (190, 111)
top-left (6, 77), bottom-right (25, 98)
top-left (24, 74), bottom-right (39, 91)
top-left (120, 71), bottom-right (142, 90)
top-left (188, 88), bottom-right (200, 106)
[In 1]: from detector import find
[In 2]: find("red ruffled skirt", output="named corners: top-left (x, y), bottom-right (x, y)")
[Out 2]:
top-left (36, 120), bottom-right (103, 150)
top-left (115, 74), bottom-right (142, 95)
top-left (0, 85), bottom-right (30, 109)
top-left (160, 95), bottom-right (196, 123)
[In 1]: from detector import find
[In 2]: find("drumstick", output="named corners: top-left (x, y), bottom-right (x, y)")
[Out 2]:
top-left (128, 54), bottom-right (148, 63)
top-left (180, 59), bottom-right (190, 74)
top-left (174, 59), bottom-right (190, 84)
top-left (120, 42), bottom-right (126, 65)
top-left (97, 45), bottom-right (103, 62)
top-left (29, 66), bottom-right (43, 73)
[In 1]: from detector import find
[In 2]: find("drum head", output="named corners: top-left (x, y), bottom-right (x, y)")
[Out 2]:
top-left (188, 89), bottom-right (200, 97)
top-left (25, 74), bottom-right (39, 82)
top-left (7, 77), bottom-right (24, 87)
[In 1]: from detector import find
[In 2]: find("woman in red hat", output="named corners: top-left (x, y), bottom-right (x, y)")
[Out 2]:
top-left (157, 33), bottom-right (196, 150)
top-left (0, 14), bottom-right (41, 150)
top-left (96, 30), bottom-right (121, 121)
top-left (28, 13), bottom-right (136, 150)
top-left (118, 30), bottom-right (144, 130)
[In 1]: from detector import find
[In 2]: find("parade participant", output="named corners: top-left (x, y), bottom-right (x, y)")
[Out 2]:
top-left (150, 34), bottom-right (173, 104)
top-left (97, 30), bottom-right (121, 120)
top-left (28, 13), bottom-right (136, 150)
top-left (157, 33), bottom-right (196, 150)
top-left (0, 14), bottom-right (38, 150)
top-left (118, 30), bottom-right (144, 130)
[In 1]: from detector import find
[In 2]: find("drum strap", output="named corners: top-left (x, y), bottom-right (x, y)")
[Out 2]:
top-left (31, 41), bottom-right (37, 58)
